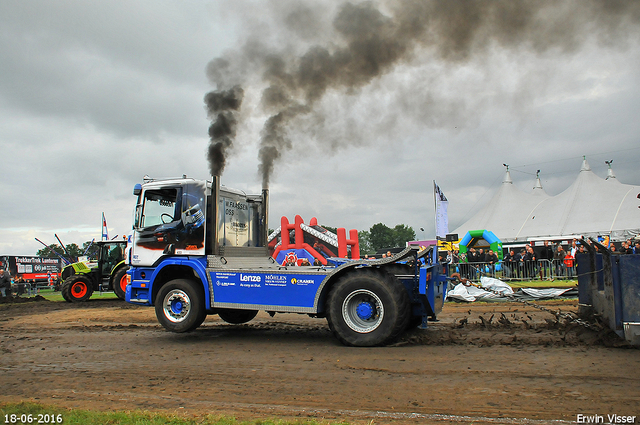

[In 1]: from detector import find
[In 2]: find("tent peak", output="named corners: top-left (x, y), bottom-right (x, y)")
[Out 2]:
top-left (581, 156), bottom-right (591, 172)
top-left (533, 170), bottom-right (544, 190)
top-left (531, 170), bottom-right (548, 197)
top-left (533, 177), bottom-right (544, 190)
top-left (605, 160), bottom-right (617, 180)
top-left (502, 164), bottom-right (512, 184)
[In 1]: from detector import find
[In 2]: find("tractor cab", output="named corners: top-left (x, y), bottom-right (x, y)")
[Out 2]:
top-left (98, 241), bottom-right (125, 280)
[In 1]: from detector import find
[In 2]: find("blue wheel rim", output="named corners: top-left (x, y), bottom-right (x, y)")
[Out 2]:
top-left (342, 289), bottom-right (384, 333)
top-left (162, 289), bottom-right (191, 323)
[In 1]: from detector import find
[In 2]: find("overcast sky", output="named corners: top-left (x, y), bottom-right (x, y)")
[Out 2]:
top-left (2, 0), bottom-right (639, 256)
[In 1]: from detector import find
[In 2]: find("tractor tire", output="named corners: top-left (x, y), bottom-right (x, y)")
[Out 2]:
top-left (61, 282), bottom-right (71, 302)
top-left (61, 275), bottom-right (94, 303)
top-left (326, 269), bottom-right (410, 347)
top-left (218, 309), bottom-right (258, 324)
top-left (112, 267), bottom-right (129, 300)
top-left (155, 279), bottom-right (206, 333)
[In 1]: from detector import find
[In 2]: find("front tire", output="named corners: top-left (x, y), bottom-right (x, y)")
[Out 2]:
top-left (112, 267), bottom-right (129, 300)
top-left (218, 309), bottom-right (258, 324)
top-left (61, 275), bottom-right (94, 302)
top-left (155, 279), bottom-right (205, 333)
top-left (326, 269), bottom-right (410, 347)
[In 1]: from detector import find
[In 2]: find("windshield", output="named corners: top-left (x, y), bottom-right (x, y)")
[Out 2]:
top-left (137, 188), bottom-right (180, 229)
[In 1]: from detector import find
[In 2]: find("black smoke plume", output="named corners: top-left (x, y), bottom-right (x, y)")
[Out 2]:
top-left (206, 0), bottom-right (640, 187)
top-left (204, 86), bottom-right (244, 177)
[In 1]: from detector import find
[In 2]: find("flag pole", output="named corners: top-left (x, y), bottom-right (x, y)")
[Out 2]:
top-left (102, 212), bottom-right (108, 241)
top-left (433, 180), bottom-right (438, 240)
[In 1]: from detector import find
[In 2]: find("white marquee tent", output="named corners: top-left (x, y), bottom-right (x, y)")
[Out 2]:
top-left (453, 158), bottom-right (640, 243)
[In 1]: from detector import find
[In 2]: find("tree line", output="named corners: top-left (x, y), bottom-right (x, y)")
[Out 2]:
top-left (320, 223), bottom-right (416, 255)
top-left (358, 223), bottom-right (415, 255)
top-left (36, 241), bottom-right (97, 261)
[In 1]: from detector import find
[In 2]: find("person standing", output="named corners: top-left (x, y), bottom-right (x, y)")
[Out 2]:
top-left (554, 244), bottom-right (566, 278)
top-left (0, 269), bottom-right (11, 298)
top-left (486, 249), bottom-right (498, 276)
top-left (570, 240), bottom-right (578, 257)
top-left (625, 241), bottom-right (634, 254)
top-left (503, 249), bottom-right (516, 279)
top-left (522, 246), bottom-right (536, 279)
top-left (467, 248), bottom-right (478, 279)
top-left (539, 240), bottom-right (554, 279)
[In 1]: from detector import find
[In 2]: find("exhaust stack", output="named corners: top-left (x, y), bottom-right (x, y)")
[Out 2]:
top-left (210, 175), bottom-right (221, 255)
top-left (261, 187), bottom-right (269, 248)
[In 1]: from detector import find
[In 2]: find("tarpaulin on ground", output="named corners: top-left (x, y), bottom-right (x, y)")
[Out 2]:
top-left (447, 276), bottom-right (577, 302)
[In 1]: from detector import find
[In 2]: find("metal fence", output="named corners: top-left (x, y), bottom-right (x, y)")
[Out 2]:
top-left (445, 259), bottom-right (577, 281)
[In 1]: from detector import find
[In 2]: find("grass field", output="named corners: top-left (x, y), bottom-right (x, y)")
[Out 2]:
top-left (506, 279), bottom-right (577, 288)
top-left (0, 402), bottom-right (341, 425)
top-left (23, 288), bottom-right (119, 302)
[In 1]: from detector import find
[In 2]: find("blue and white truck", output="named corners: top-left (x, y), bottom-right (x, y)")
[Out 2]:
top-left (125, 176), bottom-right (448, 346)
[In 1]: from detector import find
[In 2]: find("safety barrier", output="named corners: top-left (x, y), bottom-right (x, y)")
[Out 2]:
top-left (447, 259), bottom-right (577, 281)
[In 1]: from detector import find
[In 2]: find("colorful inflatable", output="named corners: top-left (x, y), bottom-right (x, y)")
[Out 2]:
top-left (268, 215), bottom-right (360, 266)
top-left (459, 229), bottom-right (503, 261)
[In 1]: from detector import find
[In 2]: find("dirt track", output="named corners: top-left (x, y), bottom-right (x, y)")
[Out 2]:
top-left (0, 297), bottom-right (638, 424)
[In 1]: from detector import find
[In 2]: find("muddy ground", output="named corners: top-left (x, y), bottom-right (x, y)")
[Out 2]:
top-left (0, 297), bottom-right (638, 424)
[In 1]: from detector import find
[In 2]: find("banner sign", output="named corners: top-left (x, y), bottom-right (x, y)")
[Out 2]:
top-left (0, 256), bottom-right (63, 281)
top-left (434, 181), bottom-right (449, 238)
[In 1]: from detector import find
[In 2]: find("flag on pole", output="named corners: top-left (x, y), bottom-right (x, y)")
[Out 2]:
top-left (434, 181), bottom-right (449, 238)
top-left (102, 213), bottom-right (108, 241)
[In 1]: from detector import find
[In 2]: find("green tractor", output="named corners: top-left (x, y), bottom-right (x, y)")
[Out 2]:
top-left (60, 240), bottom-right (129, 302)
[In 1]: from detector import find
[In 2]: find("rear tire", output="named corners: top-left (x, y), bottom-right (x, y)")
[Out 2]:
top-left (218, 309), bottom-right (258, 324)
top-left (155, 279), bottom-right (205, 333)
top-left (61, 275), bottom-right (94, 302)
top-left (326, 269), bottom-right (410, 347)
top-left (112, 267), bottom-right (129, 300)
top-left (61, 283), bottom-right (71, 302)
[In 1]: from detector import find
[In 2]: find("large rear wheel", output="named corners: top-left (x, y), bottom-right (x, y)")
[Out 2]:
top-left (326, 269), bottom-right (410, 347)
top-left (61, 275), bottom-right (94, 303)
top-left (155, 279), bottom-right (206, 333)
top-left (112, 267), bottom-right (129, 300)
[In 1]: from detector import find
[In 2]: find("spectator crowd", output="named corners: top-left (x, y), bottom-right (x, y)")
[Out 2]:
top-left (443, 238), bottom-right (640, 281)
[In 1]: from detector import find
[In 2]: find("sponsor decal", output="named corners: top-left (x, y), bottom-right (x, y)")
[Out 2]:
top-left (214, 272), bottom-right (237, 287)
top-left (240, 274), bottom-right (261, 282)
top-left (226, 200), bottom-right (248, 210)
top-left (290, 277), bottom-right (316, 286)
top-left (238, 273), bottom-right (261, 288)
top-left (265, 274), bottom-right (287, 287)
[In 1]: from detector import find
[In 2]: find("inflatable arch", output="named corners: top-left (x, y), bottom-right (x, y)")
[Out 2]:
top-left (459, 229), bottom-right (503, 261)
